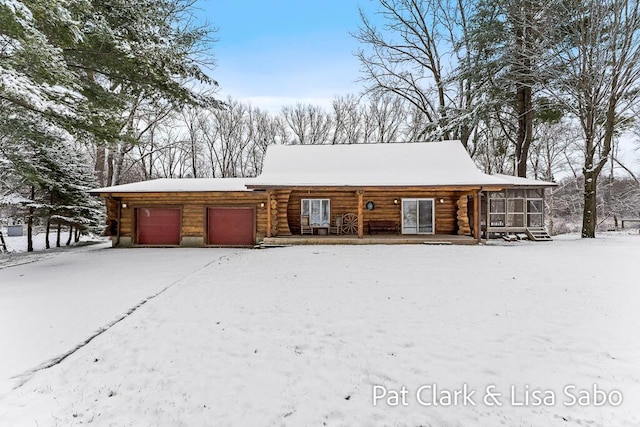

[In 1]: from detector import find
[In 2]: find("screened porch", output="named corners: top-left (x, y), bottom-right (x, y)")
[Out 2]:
top-left (481, 188), bottom-right (548, 237)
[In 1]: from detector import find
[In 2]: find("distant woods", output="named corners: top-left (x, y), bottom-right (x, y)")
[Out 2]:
top-left (95, 92), bottom-right (610, 185)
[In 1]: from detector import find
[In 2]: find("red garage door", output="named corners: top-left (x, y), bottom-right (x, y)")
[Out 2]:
top-left (137, 208), bottom-right (181, 245)
top-left (208, 207), bottom-right (255, 246)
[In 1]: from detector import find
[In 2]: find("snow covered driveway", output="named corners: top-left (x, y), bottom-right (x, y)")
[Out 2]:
top-left (1, 234), bottom-right (639, 426)
top-left (0, 244), bottom-right (241, 395)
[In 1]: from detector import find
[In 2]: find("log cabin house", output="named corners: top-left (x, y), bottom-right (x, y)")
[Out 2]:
top-left (89, 140), bottom-right (556, 247)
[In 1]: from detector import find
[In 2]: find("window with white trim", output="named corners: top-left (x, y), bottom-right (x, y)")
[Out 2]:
top-left (301, 199), bottom-right (330, 226)
top-left (401, 198), bottom-right (434, 234)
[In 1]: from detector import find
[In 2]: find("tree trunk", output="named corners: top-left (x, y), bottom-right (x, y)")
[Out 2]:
top-left (45, 219), bottom-right (51, 249)
top-left (27, 213), bottom-right (33, 252)
top-left (107, 147), bottom-right (115, 186)
top-left (516, 84), bottom-right (533, 178)
top-left (56, 223), bottom-right (61, 247)
top-left (95, 145), bottom-right (106, 186)
top-left (66, 225), bottom-right (73, 246)
top-left (46, 191), bottom-right (54, 249)
top-left (114, 145), bottom-right (126, 185)
top-left (513, 2), bottom-right (534, 179)
top-left (27, 186), bottom-right (35, 252)
top-left (75, 228), bottom-right (81, 243)
top-left (582, 172), bottom-right (598, 238)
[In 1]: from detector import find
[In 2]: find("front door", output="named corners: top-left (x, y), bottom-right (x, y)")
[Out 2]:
top-left (402, 199), bottom-right (434, 234)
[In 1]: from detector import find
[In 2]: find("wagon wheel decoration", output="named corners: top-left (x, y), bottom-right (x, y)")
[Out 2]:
top-left (341, 213), bottom-right (358, 235)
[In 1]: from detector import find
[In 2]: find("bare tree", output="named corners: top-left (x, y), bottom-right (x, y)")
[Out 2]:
top-left (528, 120), bottom-right (578, 182)
top-left (330, 95), bottom-right (364, 144)
top-left (282, 104), bottom-right (333, 145)
top-left (245, 108), bottom-right (287, 175)
top-left (205, 99), bottom-right (252, 177)
top-left (473, 115), bottom-right (513, 175)
top-left (361, 94), bottom-right (407, 142)
top-left (354, 0), bottom-right (479, 146)
top-left (180, 107), bottom-right (205, 178)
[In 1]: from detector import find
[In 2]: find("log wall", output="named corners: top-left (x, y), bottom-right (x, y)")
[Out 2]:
top-left (104, 191), bottom-right (268, 245)
top-left (99, 187), bottom-right (479, 246)
top-left (286, 188), bottom-right (473, 235)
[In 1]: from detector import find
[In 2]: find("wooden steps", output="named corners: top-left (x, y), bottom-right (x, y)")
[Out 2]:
top-left (525, 227), bottom-right (552, 241)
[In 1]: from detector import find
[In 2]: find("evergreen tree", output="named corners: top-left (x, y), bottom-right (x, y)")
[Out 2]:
top-left (464, 0), bottom-right (555, 177)
top-left (1, 0), bottom-right (217, 249)
top-left (62, 0), bottom-right (219, 186)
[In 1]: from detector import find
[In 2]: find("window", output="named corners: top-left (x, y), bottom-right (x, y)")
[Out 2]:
top-left (301, 199), bottom-right (330, 226)
top-left (487, 189), bottom-right (545, 229)
top-left (506, 198), bottom-right (525, 227)
top-left (401, 198), bottom-right (434, 234)
top-left (527, 199), bottom-right (544, 227)
top-left (489, 193), bottom-right (506, 227)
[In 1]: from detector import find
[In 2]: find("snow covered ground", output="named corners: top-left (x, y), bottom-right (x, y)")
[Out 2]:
top-left (0, 245), bottom-right (241, 395)
top-left (0, 228), bottom-right (104, 270)
top-left (0, 233), bottom-right (639, 426)
top-left (1, 228), bottom-right (84, 254)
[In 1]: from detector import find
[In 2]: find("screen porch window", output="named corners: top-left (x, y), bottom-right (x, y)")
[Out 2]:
top-left (489, 192), bottom-right (506, 227)
top-left (301, 199), bottom-right (330, 226)
top-left (527, 199), bottom-right (544, 227)
top-left (506, 198), bottom-right (525, 227)
top-left (486, 189), bottom-right (546, 229)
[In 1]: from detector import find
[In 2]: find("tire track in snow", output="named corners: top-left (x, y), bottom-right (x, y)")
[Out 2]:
top-left (11, 251), bottom-right (243, 389)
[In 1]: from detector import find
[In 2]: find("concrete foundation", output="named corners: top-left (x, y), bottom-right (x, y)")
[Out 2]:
top-left (112, 237), bottom-right (132, 247)
top-left (181, 236), bottom-right (205, 247)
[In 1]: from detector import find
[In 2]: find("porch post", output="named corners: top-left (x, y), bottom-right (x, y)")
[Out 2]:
top-left (474, 190), bottom-right (481, 242)
top-left (357, 190), bottom-right (364, 238)
top-left (266, 190), bottom-right (272, 238)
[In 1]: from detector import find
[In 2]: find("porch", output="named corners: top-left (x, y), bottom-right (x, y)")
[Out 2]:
top-left (260, 234), bottom-right (479, 246)
top-left (481, 186), bottom-right (554, 241)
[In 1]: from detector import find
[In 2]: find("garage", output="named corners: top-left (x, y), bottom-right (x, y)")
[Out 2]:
top-left (136, 208), bottom-right (181, 245)
top-left (207, 207), bottom-right (255, 246)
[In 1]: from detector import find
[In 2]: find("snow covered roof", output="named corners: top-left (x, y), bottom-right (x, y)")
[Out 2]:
top-left (250, 140), bottom-right (508, 188)
top-left (89, 142), bottom-right (557, 194)
top-left (493, 174), bottom-right (557, 187)
top-left (90, 178), bottom-right (256, 194)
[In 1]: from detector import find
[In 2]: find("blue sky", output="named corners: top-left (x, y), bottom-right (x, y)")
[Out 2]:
top-left (196, 0), bottom-right (377, 112)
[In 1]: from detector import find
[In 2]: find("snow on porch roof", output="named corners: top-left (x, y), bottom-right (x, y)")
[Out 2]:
top-left (250, 140), bottom-right (508, 188)
top-left (89, 178), bottom-right (256, 194)
top-left (493, 174), bottom-right (557, 187)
